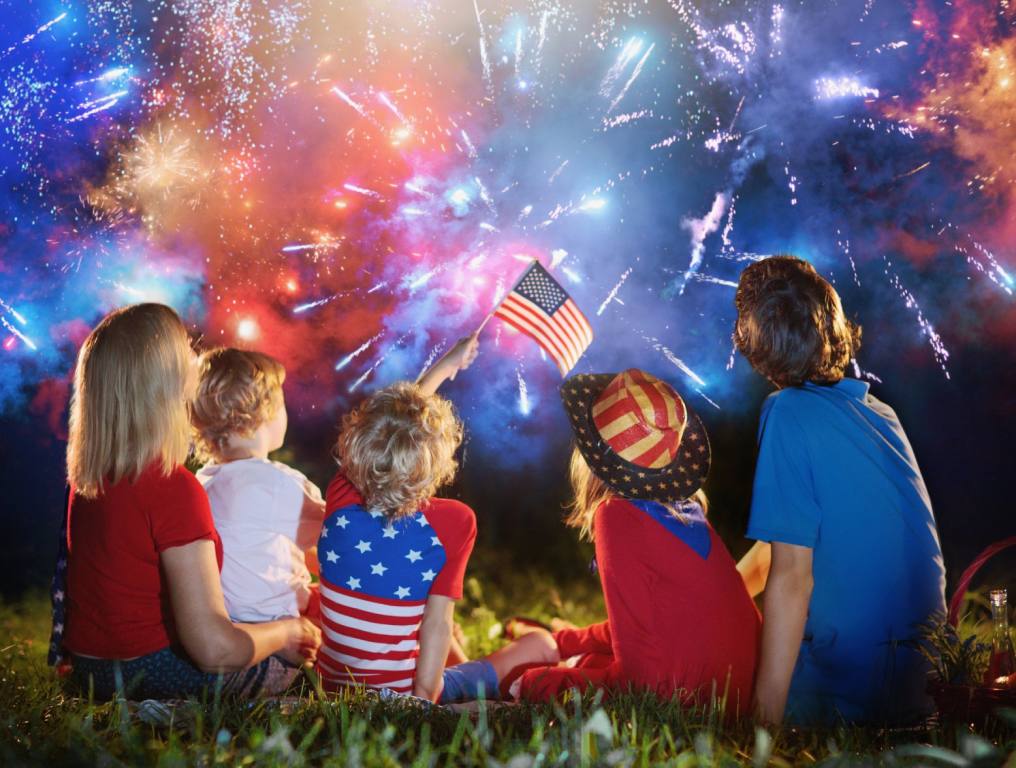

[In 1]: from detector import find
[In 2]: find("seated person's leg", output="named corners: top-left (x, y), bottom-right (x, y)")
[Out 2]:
top-left (440, 629), bottom-right (561, 703)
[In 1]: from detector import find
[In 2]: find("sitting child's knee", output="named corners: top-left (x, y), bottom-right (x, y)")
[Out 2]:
top-left (520, 629), bottom-right (560, 664)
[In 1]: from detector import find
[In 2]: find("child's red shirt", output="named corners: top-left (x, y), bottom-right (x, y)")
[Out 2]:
top-left (518, 498), bottom-right (760, 712)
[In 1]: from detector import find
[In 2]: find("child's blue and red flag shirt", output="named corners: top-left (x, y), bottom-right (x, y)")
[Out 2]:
top-left (747, 378), bottom-right (946, 725)
top-left (317, 474), bottom-right (476, 694)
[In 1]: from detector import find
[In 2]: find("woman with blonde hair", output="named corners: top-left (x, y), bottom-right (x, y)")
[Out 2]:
top-left (465, 369), bottom-right (761, 712)
top-left (60, 303), bottom-right (320, 699)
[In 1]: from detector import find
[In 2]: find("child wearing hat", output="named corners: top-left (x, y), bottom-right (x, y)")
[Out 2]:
top-left (733, 255), bottom-right (945, 725)
top-left (457, 369), bottom-right (760, 712)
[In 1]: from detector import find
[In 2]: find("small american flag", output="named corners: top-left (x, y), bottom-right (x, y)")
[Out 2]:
top-left (494, 260), bottom-right (593, 375)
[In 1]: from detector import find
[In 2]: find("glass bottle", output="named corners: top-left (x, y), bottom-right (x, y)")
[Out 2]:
top-left (984, 588), bottom-right (1015, 688)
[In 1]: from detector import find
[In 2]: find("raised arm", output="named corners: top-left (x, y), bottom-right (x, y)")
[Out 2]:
top-left (162, 539), bottom-right (321, 673)
top-left (413, 594), bottom-right (456, 701)
top-left (753, 541), bottom-right (813, 724)
top-left (416, 333), bottom-right (479, 396)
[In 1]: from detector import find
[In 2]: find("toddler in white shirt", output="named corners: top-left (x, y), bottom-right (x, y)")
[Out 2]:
top-left (191, 348), bottom-right (325, 623)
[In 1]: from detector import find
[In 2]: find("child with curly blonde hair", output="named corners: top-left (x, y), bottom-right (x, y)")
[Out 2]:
top-left (191, 348), bottom-right (326, 624)
top-left (317, 335), bottom-right (485, 702)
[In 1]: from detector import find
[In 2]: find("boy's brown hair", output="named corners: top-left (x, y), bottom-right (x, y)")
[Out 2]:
top-left (334, 382), bottom-right (463, 520)
top-left (191, 348), bottom-right (286, 461)
top-left (734, 255), bottom-right (861, 388)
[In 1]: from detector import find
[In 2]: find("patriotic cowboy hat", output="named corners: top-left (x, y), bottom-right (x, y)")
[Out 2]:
top-left (560, 369), bottom-right (711, 503)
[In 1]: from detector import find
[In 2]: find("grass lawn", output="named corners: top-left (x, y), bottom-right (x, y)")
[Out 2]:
top-left (1, 570), bottom-right (1013, 767)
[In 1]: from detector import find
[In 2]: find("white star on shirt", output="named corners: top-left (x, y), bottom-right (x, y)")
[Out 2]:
top-left (370, 561), bottom-right (388, 576)
top-left (406, 549), bottom-right (422, 563)
top-left (346, 576), bottom-right (361, 590)
top-left (325, 550), bottom-right (339, 563)
top-left (334, 515), bottom-right (349, 529)
top-left (355, 539), bottom-right (372, 554)
top-left (394, 586), bottom-right (411, 599)
top-left (415, 515), bottom-right (429, 527)
top-left (53, 622), bottom-right (63, 633)
top-left (53, 590), bottom-right (64, 602)
top-left (369, 509), bottom-right (384, 518)
top-left (430, 536), bottom-right (441, 547)
top-left (421, 569), bottom-right (436, 582)
top-left (382, 526), bottom-right (398, 539)
top-left (320, 525), bottom-right (328, 538)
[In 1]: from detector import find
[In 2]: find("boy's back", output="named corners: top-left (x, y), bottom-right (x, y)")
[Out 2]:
top-left (748, 378), bottom-right (946, 723)
top-left (198, 458), bottom-right (324, 622)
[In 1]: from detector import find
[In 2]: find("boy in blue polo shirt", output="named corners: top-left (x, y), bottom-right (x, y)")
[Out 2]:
top-left (733, 255), bottom-right (945, 725)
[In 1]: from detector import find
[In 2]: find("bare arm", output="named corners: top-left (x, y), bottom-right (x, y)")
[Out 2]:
top-left (416, 334), bottom-right (479, 396)
top-left (753, 541), bottom-right (813, 725)
top-left (737, 541), bottom-right (772, 599)
top-left (413, 594), bottom-right (455, 701)
top-left (162, 540), bottom-right (321, 673)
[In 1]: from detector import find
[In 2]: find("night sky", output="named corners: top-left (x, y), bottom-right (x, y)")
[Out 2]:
top-left (1, 0), bottom-right (1013, 598)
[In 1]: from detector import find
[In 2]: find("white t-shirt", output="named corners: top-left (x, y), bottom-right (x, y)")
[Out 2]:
top-left (196, 458), bottom-right (325, 622)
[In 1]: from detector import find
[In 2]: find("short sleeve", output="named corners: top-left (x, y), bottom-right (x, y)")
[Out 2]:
top-left (150, 468), bottom-right (218, 552)
top-left (273, 464), bottom-right (326, 549)
top-left (427, 499), bottom-right (477, 599)
top-left (746, 395), bottom-right (822, 548)
top-left (325, 472), bottom-right (363, 514)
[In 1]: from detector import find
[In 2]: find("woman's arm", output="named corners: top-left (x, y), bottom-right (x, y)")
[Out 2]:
top-left (416, 334), bottom-right (479, 396)
top-left (413, 594), bottom-right (456, 701)
top-left (737, 541), bottom-right (772, 599)
top-left (753, 541), bottom-right (813, 724)
top-left (162, 539), bottom-right (321, 673)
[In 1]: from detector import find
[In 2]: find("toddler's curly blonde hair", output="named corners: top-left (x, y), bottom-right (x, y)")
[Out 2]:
top-left (335, 382), bottom-right (463, 519)
top-left (191, 348), bottom-right (285, 462)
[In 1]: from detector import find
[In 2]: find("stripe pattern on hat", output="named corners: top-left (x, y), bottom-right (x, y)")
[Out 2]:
top-left (591, 369), bottom-right (688, 469)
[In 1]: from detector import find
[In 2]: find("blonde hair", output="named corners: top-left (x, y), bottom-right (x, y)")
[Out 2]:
top-left (335, 382), bottom-right (463, 519)
top-left (67, 303), bottom-right (194, 498)
top-left (564, 447), bottom-right (709, 542)
top-left (190, 348), bottom-right (286, 462)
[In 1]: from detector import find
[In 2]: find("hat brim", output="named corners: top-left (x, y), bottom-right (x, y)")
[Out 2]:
top-left (560, 372), bottom-right (711, 504)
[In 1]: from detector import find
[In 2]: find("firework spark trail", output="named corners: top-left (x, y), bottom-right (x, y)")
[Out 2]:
top-left (293, 291), bottom-right (349, 314)
top-left (597, 268), bottom-right (632, 315)
top-left (516, 369), bottom-right (530, 415)
top-left (73, 67), bottom-right (129, 86)
top-left (460, 130), bottom-right (478, 159)
top-left (837, 232), bottom-right (860, 286)
top-left (331, 86), bottom-right (376, 124)
top-left (548, 160), bottom-right (568, 184)
top-left (474, 176), bottom-right (497, 215)
top-left (1, 11), bottom-right (67, 58)
top-left (883, 258), bottom-right (950, 379)
top-left (690, 273), bottom-right (739, 288)
top-left (814, 76), bottom-right (879, 99)
top-left (0, 298), bottom-right (27, 326)
top-left (349, 334), bottom-right (409, 392)
top-left (603, 109), bottom-right (654, 129)
top-left (1, 316), bottom-right (37, 351)
top-left (472, 0), bottom-right (492, 93)
top-left (720, 196), bottom-right (737, 252)
top-left (343, 183), bottom-right (381, 198)
top-left (679, 192), bottom-right (728, 294)
top-left (335, 332), bottom-right (383, 371)
top-left (281, 241), bottom-right (343, 253)
top-left (606, 43), bottom-right (655, 114)
top-left (600, 37), bottom-right (643, 97)
top-left (534, 9), bottom-right (551, 73)
top-left (376, 91), bottom-right (407, 123)
top-left (644, 336), bottom-right (708, 388)
top-left (961, 238), bottom-right (1014, 295)
top-left (67, 90), bottom-right (129, 123)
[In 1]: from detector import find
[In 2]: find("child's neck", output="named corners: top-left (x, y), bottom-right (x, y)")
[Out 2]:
top-left (218, 433), bottom-right (272, 463)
